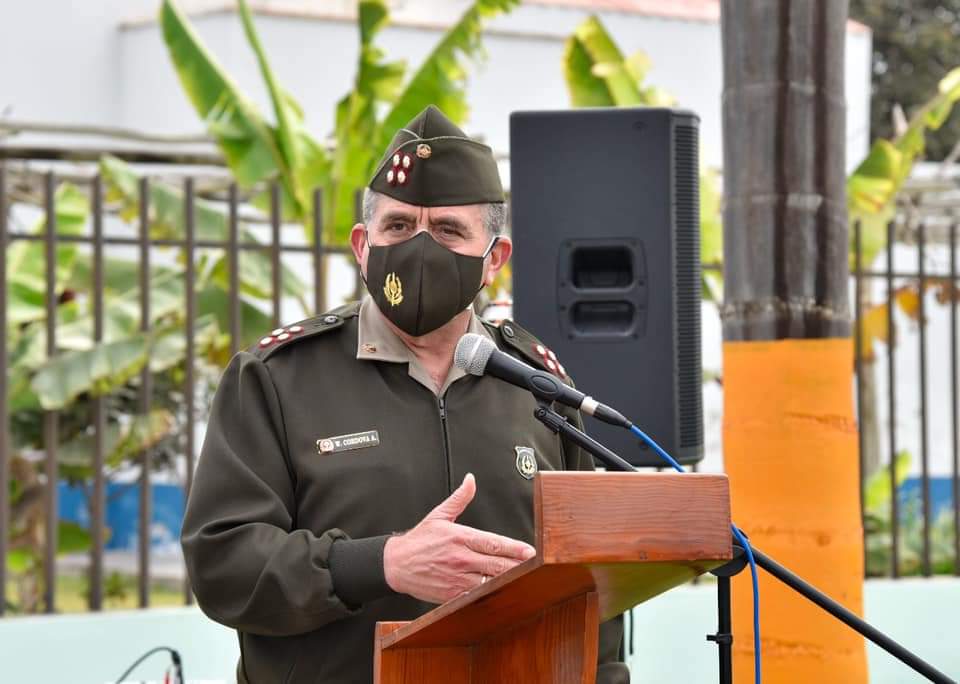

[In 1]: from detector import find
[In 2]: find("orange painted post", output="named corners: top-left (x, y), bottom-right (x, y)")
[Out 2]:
top-left (724, 338), bottom-right (868, 682)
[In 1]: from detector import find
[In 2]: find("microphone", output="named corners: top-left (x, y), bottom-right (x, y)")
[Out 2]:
top-left (454, 333), bottom-right (631, 428)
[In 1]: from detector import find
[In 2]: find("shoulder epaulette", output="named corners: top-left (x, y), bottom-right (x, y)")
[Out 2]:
top-left (250, 301), bottom-right (361, 360)
top-left (487, 318), bottom-right (571, 383)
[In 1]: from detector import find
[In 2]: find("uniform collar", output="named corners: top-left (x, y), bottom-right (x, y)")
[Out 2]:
top-left (356, 295), bottom-right (494, 395)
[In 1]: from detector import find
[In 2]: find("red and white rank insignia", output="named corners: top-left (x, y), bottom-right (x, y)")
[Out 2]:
top-left (258, 324), bottom-right (304, 348)
top-left (386, 149), bottom-right (414, 186)
top-left (532, 343), bottom-right (566, 378)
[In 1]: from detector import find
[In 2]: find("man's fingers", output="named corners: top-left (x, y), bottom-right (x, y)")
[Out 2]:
top-left (458, 550), bottom-right (524, 578)
top-left (426, 473), bottom-right (477, 522)
top-left (462, 529), bottom-right (536, 561)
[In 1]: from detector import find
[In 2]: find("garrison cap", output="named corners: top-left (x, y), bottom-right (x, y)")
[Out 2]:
top-left (368, 105), bottom-right (504, 206)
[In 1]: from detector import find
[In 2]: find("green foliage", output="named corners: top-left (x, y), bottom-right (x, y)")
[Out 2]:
top-left (850, 0), bottom-right (960, 162)
top-left (159, 0), bottom-right (518, 244)
top-left (562, 15), bottom-right (721, 301)
top-left (159, 0), bottom-right (296, 203)
top-left (4, 155), bottom-right (315, 611)
top-left (848, 66), bottom-right (960, 266)
top-left (863, 451), bottom-right (958, 576)
top-left (563, 15), bottom-right (673, 108)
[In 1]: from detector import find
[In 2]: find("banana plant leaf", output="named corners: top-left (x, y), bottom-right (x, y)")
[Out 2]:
top-left (100, 155), bottom-right (308, 304)
top-left (372, 0), bottom-right (520, 155)
top-left (848, 65), bottom-right (960, 267)
top-left (562, 15), bottom-right (673, 108)
top-left (196, 282), bottom-right (274, 350)
top-left (149, 314), bottom-right (220, 373)
top-left (5, 183), bottom-right (90, 325)
top-left (235, 0), bottom-right (331, 219)
top-left (160, 0), bottom-right (330, 223)
top-left (159, 0), bottom-right (288, 190)
top-left (160, 0), bottom-right (517, 244)
top-left (58, 408), bottom-right (175, 478)
top-left (30, 333), bottom-right (151, 410)
top-left (327, 0), bottom-right (406, 244)
top-left (333, 0), bottom-right (521, 243)
top-left (54, 268), bottom-right (185, 351)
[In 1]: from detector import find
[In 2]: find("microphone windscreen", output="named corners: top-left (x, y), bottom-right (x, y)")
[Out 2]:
top-left (454, 333), bottom-right (496, 376)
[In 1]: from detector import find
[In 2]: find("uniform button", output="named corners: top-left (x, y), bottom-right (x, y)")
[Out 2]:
top-left (535, 344), bottom-right (546, 355)
top-left (259, 336), bottom-right (274, 347)
top-left (288, 325), bottom-right (304, 334)
top-left (277, 333), bottom-right (290, 341)
top-left (271, 328), bottom-right (285, 336)
top-left (502, 324), bottom-right (515, 338)
top-left (323, 315), bottom-right (339, 324)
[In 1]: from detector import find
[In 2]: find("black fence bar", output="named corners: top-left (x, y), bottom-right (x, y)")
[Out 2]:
top-left (43, 172), bottom-right (59, 613)
top-left (918, 223), bottom-right (931, 576)
top-left (184, 178), bottom-right (197, 605)
top-left (0, 164), bottom-right (8, 617)
top-left (228, 183), bottom-right (241, 355)
top-left (90, 175), bottom-right (106, 611)
top-left (887, 221), bottom-right (900, 578)
top-left (313, 188), bottom-right (325, 314)
top-left (138, 177), bottom-right (152, 608)
top-left (270, 182), bottom-right (281, 328)
top-left (953, 223), bottom-right (960, 578)
top-left (854, 220), bottom-right (865, 552)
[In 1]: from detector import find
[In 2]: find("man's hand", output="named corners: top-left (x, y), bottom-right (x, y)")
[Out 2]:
top-left (383, 473), bottom-right (536, 604)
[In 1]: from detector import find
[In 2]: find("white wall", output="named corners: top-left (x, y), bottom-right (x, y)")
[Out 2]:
top-left (0, 1), bottom-right (157, 127)
top-left (3, 2), bottom-right (872, 173)
top-left (1, 578), bottom-right (955, 683)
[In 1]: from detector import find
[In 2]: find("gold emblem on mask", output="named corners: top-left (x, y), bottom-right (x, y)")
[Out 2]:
top-left (384, 272), bottom-right (403, 307)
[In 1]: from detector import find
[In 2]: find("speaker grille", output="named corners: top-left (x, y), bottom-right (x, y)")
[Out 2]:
top-left (674, 123), bottom-right (703, 448)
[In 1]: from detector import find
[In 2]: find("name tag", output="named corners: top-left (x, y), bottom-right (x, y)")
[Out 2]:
top-left (316, 430), bottom-right (381, 454)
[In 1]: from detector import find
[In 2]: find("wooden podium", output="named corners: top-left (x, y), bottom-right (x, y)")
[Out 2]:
top-left (374, 471), bottom-right (732, 683)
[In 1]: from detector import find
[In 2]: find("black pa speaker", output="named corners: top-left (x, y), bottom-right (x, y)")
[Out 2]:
top-left (509, 108), bottom-right (703, 467)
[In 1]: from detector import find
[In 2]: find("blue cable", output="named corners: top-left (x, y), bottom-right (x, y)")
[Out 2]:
top-left (629, 424), bottom-right (762, 684)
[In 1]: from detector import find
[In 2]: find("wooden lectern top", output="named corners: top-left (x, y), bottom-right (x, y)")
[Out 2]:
top-left (376, 471), bottom-right (731, 677)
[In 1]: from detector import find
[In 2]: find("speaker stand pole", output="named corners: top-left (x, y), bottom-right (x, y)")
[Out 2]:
top-left (532, 402), bottom-right (957, 684)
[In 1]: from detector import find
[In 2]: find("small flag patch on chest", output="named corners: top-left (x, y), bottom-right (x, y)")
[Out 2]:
top-left (316, 430), bottom-right (381, 454)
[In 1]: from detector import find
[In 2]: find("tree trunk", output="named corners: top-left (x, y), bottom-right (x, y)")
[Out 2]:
top-left (720, 1), bottom-right (868, 681)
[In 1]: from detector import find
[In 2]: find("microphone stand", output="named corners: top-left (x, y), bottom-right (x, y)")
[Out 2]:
top-left (532, 401), bottom-right (956, 684)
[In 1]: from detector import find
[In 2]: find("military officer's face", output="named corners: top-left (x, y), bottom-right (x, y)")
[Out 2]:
top-left (350, 195), bottom-right (512, 288)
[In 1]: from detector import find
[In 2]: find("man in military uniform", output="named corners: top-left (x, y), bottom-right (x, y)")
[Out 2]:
top-left (182, 105), bottom-right (629, 683)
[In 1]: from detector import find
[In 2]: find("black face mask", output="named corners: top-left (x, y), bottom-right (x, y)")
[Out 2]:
top-left (364, 231), bottom-right (497, 337)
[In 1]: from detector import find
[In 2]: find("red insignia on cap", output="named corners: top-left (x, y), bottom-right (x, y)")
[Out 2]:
top-left (387, 149), bottom-right (413, 186)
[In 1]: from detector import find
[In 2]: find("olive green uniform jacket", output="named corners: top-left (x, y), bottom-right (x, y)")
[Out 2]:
top-left (182, 299), bottom-right (628, 683)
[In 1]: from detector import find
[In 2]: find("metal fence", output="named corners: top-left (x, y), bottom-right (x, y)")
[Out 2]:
top-left (0, 155), bottom-right (357, 615)
top-left (1, 152), bottom-right (958, 617)
top-left (853, 220), bottom-right (960, 579)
